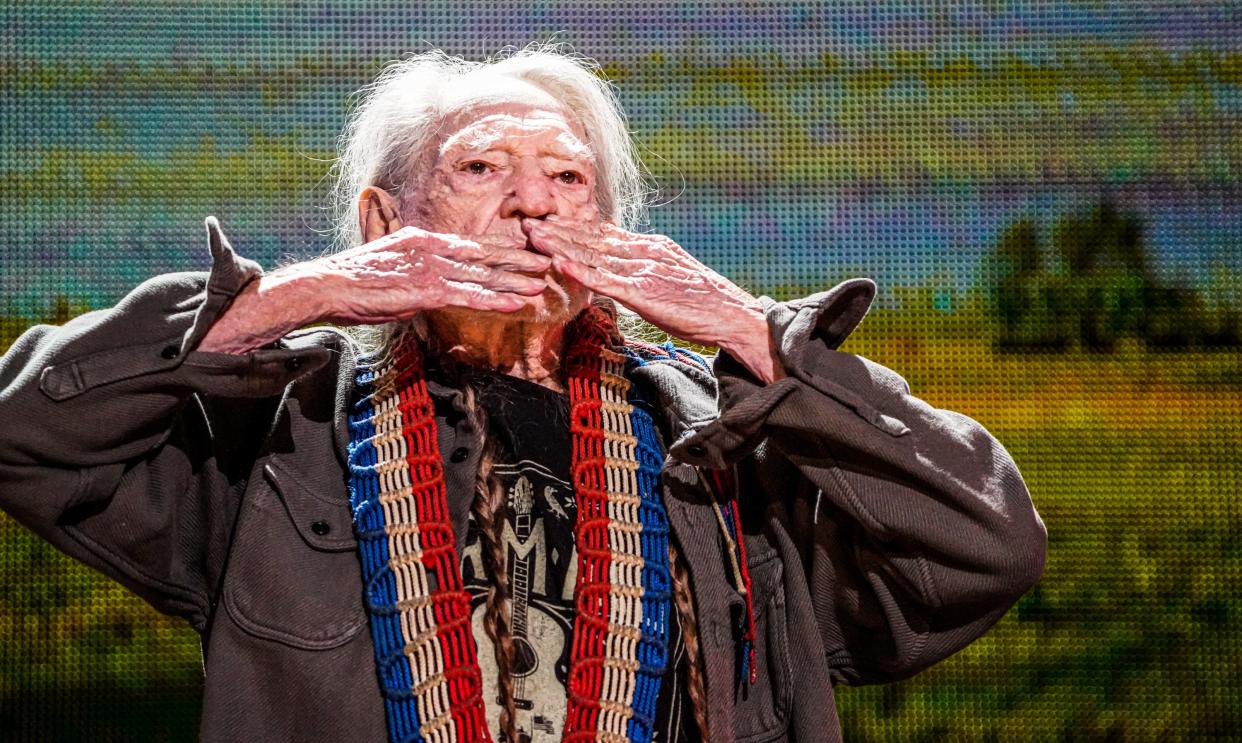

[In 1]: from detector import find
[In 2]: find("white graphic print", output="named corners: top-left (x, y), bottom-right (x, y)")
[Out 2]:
top-left (462, 462), bottom-right (577, 742)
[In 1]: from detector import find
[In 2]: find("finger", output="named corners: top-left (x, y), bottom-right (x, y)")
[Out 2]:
top-left (527, 217), bottom-right (601, 242)
top-left (439, 280), bottom-right (529, 312)
top-left (532, 219), bottom-right (641, 259)
top-left (401, 229), bottom-right (512, 263)
top-left (431, 255), bottom-right (548, 296)
top-left (553, 257), bottom-right (630, 297)
top-left (599, 221), bottom-right (636, 240)
top-left (536, 233), bottom-right (630, 273)
top-left (543, 206), bottom-right (601, 228)
top-left (602, 223), bottom-right (686, 261)
top-left (414, 232), bottom-right (553, 274)
top-left (391, 228), bottom-right (481, 260)
top-left (471, 240), bottom-right (555, 272)
top-left (527, 228), bottom-right (639, 275)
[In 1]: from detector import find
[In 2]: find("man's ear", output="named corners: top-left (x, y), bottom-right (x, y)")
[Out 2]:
top-left (357, 186), bottom-right (405, 243)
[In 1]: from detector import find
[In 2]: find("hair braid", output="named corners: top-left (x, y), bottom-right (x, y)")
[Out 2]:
top-left (460, 381), bottom-right (520, 743)
top-left (668, 540), bottom-right (710, 740)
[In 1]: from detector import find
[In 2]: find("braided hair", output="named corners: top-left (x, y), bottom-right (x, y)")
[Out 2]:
top-left (457, 377), bottom-right (521, 743)
top-left (438, 351), bottom-right (710, 742)
top-left (668, 541), bottom-right (710, 740)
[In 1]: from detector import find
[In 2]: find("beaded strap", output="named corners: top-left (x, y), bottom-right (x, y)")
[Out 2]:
top-left (348, 340), bottom-right (491, 743)
top-left (347, 305), bottom-right (672, 743)
top-left (562, 307), bottom-right (672, 743)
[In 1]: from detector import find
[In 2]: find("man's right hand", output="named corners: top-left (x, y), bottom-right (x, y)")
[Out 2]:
top-left (197, 225), bottom-right (552, 355)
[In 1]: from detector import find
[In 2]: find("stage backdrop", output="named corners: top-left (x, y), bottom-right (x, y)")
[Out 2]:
top-left (1, 2), bottom-right (1239, 741)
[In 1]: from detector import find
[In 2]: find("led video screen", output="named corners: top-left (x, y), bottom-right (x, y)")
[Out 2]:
top-left (1, 2), bottom-right (1238, 741)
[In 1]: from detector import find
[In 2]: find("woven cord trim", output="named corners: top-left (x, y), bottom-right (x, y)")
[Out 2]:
top-left (349, 339), bottom-right (490, 743)
top-left (348, 307), bottom-right (673, 743)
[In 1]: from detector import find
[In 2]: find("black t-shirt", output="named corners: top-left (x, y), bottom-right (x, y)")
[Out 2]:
top-left (459, 369), bottom-right (699, 743)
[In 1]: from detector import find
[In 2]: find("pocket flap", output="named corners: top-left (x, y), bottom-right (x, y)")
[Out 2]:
top-left (224, 461), bottom-right (366, 650)
top-left (264, 459), bottom-right (357, 552)
top-left (40, 337), bottom-right (187, 401)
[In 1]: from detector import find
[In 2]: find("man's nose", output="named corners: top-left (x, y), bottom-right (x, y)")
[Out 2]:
top-left (500, 168), bottom-right (557, 221)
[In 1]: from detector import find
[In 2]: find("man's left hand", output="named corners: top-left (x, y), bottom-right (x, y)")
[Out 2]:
top-left (522, 216), bottom-right (785, 384)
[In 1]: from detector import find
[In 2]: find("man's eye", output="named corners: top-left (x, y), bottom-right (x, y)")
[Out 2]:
top-left (557, 171), bottom-right (583, 184)
top-left (465, 162), bottom-right (490, 175)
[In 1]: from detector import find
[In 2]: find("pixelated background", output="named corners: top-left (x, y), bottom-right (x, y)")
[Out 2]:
top-left (1, 1), bottom-right (1239, 740)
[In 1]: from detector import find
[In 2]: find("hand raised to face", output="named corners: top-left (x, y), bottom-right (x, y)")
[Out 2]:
top-left (315, 225), bottom-right (557, 325)
top-left (521, 216), bottom-right (784, 383)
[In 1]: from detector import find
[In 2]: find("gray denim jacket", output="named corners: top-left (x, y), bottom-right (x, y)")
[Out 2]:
top-left (0, 217), bottom-right (1047, 742)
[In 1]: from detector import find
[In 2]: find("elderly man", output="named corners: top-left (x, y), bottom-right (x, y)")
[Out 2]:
top-left (0, 47), bottom-right (1046, 743)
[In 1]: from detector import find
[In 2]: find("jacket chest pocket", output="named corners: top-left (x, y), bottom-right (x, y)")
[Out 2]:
top-left (222, 459), bottom-right (367, 650)
top-left (730, 540), bottom-right (793, 743)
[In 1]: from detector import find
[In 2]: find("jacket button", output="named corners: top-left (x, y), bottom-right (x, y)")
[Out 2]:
top-left (450, 447), bottom-right (470, 463)
top-left (160, 344), bottom-right (180, 359)
top-left (310, 520), bottom-right (331, 536)
top-left (686, 443), bottom-right (707, 458)
top-left (285, 357), bottom-right (303, 372)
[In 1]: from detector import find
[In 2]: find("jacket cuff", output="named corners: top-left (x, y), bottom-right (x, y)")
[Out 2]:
top-left (718, 277), bottom-right (878, 406)
top-left (36, 217), bottom-right (328, 406)
top-left (668, 278), bottom-right (887, 466)
top-left (182, 215), bottom-right (265, 354)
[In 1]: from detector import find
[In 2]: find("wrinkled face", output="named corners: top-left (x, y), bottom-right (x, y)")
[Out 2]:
top-left (408, 82), bottom-right (601, 325)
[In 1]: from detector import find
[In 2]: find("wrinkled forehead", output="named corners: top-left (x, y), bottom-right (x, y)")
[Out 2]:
top-left (437, 110), bottom-right (595, 163)
top-left (434, 78), bottom-right (593, 160)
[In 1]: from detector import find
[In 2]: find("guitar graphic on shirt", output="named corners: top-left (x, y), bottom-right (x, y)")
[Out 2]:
top-left (472, 474), bottom-right (572, 742)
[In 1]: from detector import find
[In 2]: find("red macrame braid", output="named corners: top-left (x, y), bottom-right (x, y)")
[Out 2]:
top-left (434, 345), bottom-right (710, 743)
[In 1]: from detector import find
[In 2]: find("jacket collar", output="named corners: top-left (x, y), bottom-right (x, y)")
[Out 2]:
top-left (319, 276), bottom-right (876, 471)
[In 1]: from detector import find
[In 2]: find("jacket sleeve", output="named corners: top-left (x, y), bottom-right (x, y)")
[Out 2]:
top-left (671, 278), bottom-right (1048, 686)
top-left (0, 217), bottom-right (331, 630)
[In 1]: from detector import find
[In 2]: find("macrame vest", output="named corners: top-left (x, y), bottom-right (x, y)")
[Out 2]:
top-left (346, 305), bottom-right (686, 743)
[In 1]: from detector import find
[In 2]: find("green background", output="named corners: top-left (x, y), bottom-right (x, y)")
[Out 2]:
top-left (1, 1), bottom-right (1239, 740)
